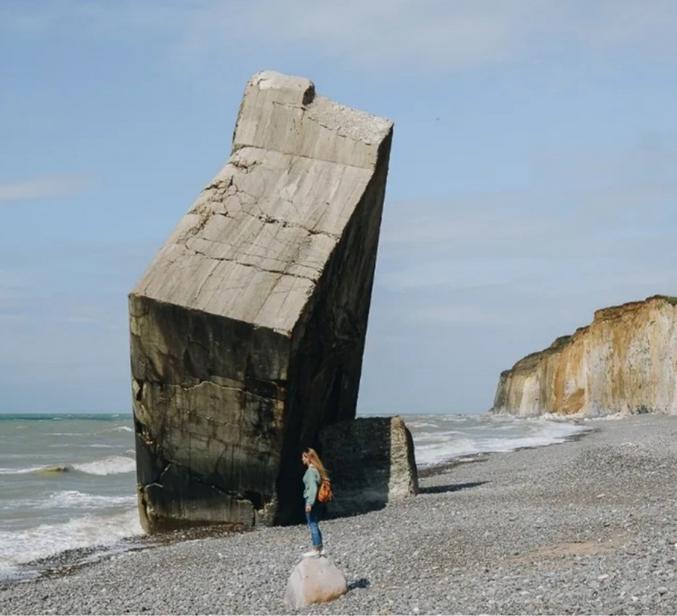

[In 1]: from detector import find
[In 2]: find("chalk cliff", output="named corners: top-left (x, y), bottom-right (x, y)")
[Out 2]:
top-left (492, 296), bottom-right (677, 417)
top-left (129, 71), bottom-right (393, 531)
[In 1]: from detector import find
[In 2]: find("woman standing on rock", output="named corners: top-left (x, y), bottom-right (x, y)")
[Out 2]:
top-left (301, 448), bottom-right (328, 557)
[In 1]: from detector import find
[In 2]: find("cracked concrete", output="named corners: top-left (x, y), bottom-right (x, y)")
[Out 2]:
top-left (319, 417), bottom-right (418, 517)
top-left (129, 70), bottom-right (393, 532)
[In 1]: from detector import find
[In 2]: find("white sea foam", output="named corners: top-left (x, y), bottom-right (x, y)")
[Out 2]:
top-left (409, 415), bottom-right (590, 468)
top-left (0, 509), bottom-right (142, 580)
top-left (0, 465), bottom-right (53, 475)
top-left (2, 491), bottom-right (136, 512)
top-left (0, 455), bottom-right (136, 476)
top-left (73, 456), bottom-right (136, 475)
top-left (53, 425), bottom-right (132, 437)
top-left (414, 438), bottom-right (478, 466)
top-left (44, 491), bottom-right (137, 509)
top-left (406, 421), bottom-right (440, 429)
top-left (582, 413), bottom-right (629, 422)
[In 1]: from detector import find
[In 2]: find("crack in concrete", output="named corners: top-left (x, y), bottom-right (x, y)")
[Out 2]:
top-left (232, 142), bottom-right (372, 170)
top-left (191, 260), bottom-right (221, 303)
top-left (183, 244), bottom-right (319, 283)
top-left (140, 455), bottom-right (266, 527)
top-left (146, 376), bottom-right (283, 403)
top-left (195, 168), bottom-right (343, 244)
top-left (184, 233), bottom-right (324, 275)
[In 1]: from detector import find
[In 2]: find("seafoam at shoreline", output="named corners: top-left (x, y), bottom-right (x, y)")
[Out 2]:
top-left (405, 413), bottom-right (592, 467)
top-left (0, 415), bottom-right (140, 582)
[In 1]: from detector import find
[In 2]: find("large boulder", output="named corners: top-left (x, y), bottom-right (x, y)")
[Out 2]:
top-left (129, 71), bottom-right (393, 532)
top-left (285, 556), bottom-right (348, 609)
top-left (319, 416), bottom-right (418, 516)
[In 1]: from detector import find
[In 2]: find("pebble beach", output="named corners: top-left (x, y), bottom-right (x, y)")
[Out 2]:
top-left (2, 413), bottom-right (676, 615)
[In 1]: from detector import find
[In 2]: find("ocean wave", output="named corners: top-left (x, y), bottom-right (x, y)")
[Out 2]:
top-left (415, 438), bottom-right (478, 466)
top-left (0, 465), bottom-right (68, 475)
top-left (3, 491), bottom-right (137, 512)
top-left (52, 425), bottom-right (133, 437)
top-left (581, 413), bottom-right (628, 422)
top-left (406, 421), bottom-right (440, 429)
top-left (0, 455), bottom-right (136, 476)
top-left (72, 456), bottom-right (136, 475)
top-left (0, 508), bottom-right (143, 580)
top-left (44, 491), bottom-right (136, 509)
top-left (410, 415), bottom-right (590, 468)
top-left (87, 425), bottom-right (134, 436)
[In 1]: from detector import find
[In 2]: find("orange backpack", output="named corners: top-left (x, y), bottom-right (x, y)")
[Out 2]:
top-left (317, 478), bottom-right (333, 503)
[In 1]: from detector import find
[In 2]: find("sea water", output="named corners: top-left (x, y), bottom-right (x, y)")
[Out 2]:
top-left (0, 414), bottom-right (141, 581)
top-left (406, 413), bottom-right (590, 467)
top-left (0, 412), bottom-right (590, 581)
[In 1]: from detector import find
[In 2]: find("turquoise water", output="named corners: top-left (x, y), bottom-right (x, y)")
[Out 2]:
top-left (0, 411), bottom-right (589, 581)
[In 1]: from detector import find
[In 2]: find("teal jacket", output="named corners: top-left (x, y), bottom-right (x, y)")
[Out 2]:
top-left (303, 466), bottom-right (321, 507)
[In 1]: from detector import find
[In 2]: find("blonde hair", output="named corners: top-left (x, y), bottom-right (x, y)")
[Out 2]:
top-left (304, 447), bottom-right (329, 481)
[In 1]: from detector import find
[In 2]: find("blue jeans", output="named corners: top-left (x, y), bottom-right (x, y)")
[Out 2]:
top-left (305, 506), bottom-right (323, 547)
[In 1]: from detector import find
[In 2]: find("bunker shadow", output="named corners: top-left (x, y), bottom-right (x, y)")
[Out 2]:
top-left (418, 480), bottom-right (488, 495)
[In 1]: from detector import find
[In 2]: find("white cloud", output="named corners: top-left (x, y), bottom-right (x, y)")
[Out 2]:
top-left (173, 0), bottom-right (677, 71)
top-left (374, 135), bottom-right (677, 312)
top-left (0, 175), bottom-right (91, 203)
top-left (6, 1), bottom-right (676, 73)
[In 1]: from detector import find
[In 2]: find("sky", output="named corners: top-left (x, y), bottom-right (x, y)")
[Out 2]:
top-left (1, 1), bottom-right (677, 414)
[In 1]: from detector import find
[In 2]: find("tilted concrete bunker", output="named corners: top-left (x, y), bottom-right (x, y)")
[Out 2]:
top-left (129, 71), bottom-right (393, 532)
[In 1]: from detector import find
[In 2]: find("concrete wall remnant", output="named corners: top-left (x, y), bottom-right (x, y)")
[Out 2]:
top-left (319, 416), bottom-right (418, 517)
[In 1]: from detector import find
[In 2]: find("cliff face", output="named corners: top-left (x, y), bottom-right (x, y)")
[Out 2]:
top-left (492, 296), bottom-right (677, 417)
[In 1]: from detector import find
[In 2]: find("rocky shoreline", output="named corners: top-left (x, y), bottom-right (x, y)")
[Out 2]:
top-left (2, 414), bottom-right (677, 614)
